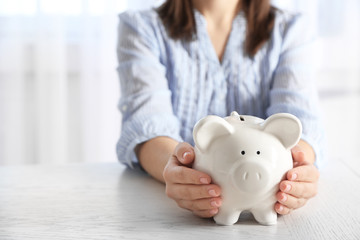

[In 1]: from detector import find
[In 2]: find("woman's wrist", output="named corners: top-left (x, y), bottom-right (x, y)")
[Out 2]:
top-left (136, 137), bottom-right (179, 183)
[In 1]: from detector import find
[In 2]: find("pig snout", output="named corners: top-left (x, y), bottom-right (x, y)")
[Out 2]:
top-left (231, 161), bottom-right (270, 194)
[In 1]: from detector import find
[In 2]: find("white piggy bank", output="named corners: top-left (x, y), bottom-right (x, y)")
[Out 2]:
top-left (193, 111), bottom-right (302, 225)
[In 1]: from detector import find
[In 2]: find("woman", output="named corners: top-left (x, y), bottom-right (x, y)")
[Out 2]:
top-left (117, 0), bottom-right (322, 218)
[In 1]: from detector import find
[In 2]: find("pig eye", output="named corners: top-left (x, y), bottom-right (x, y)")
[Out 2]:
top-left (241, 151), bottom-right (246, 155)
top-left (239, 116), bottom-right (245, 121)
top-left (257, 151), bottom-right (261, 155)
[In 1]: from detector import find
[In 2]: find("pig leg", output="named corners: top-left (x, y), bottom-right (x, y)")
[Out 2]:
top-left (251, 207), bottom-right (277, 225)
top-left (214, 208), bottom-right (241, 226)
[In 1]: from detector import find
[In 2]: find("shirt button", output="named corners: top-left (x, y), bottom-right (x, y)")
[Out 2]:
top-left (121, 105), bottom-right (128, 112)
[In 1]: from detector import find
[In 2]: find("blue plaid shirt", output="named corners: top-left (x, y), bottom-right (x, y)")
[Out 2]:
top-left (116, 9), bottom-right (324, 169)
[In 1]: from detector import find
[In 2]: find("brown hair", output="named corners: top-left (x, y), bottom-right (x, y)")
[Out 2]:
top-left (157, 0), bottom-right (275, 57)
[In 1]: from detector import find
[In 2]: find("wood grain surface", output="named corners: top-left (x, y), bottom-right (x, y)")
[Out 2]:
top-left (0, 159), bottom-right (359, 240)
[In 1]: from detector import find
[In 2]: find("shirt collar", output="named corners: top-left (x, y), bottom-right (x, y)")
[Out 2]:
top-left (193, 8), bottom-right (246, 66)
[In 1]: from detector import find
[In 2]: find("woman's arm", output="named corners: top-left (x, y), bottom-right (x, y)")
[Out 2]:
top-left (267, 13), bottom-right (322, 214)
top-left (117, 11), bottom-right (222, 218)
top-left (116, 12), bottom-right (183, 169)
top-left (266, 13), bottom-right (323, 167)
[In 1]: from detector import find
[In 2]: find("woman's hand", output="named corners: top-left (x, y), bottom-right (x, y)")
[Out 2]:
top-left (163, 142), bottom-right (222, 218)
top-left (275, 143), bottom-right (320, 215)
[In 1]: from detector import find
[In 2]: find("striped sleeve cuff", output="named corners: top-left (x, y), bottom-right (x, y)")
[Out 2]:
top-left (116, 113), bottom-right (183, 170)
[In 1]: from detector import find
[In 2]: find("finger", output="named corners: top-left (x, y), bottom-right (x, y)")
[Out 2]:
top-left (287, 165), bottom-right (320, 183)
top-left (276, 192), bottom-right (307, 210)
top-left (163, 162), bottom-right (211, 184)
top-left (166, 183), bottom-right (221, 201)
top-left (291, 144), bottom-right (303, 157)
top-left (275, 202), bottom-right (292, 215)
top-left (174, 142), bottom-right (195, 165)
top-left (279, 180), bottom-right (318, 199)
top-left (193, 208), bottom-right (219, 218)
top-left (177, 197), bottom-right (222, 211)
top-left (291, 147), bottom-right (307, 165)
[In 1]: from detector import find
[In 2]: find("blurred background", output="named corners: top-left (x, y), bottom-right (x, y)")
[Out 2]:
top-left (0, 0), bottom-right (359, 166)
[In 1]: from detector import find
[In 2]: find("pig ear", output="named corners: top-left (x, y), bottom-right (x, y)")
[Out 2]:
top-left (193, 116), bottom-right (234, 153)
top-left (262, 113), bottom-right (302, 150)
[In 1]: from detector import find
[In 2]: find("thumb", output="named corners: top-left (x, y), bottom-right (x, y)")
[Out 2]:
top-left (291, 144), bottom-right (307, 166)
top-left (174, 142), bottom-right (195, 166)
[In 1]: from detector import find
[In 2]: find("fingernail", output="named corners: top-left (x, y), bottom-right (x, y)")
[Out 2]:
top-left (210, 208), bottom-right (218, 215)
top-left (183, 152), bottom-right (191, 160)
top-left (290, 173), bottom-right (297, 181)
top-left (281, 194), bottom-right (287, 202)
top-left (284, 184), bottom-right (291, 192)
top-left (211, 201), bottom-right (219, 207)
top-left (292, 145), bottom-right (302, 153)
top-left (200, 177), bottom-right (210, 184)
top-left (209, 189), bottom-right (217, 197)
top-left (278, 205), bottom-right (284, 212)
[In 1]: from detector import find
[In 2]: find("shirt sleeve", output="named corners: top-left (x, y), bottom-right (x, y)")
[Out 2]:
top-left (266, 13), bottom-right (325, 168)
top-left (116, 11), bottom-right (183, 170)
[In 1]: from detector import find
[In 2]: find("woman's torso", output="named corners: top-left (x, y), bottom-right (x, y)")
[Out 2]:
top-left (144, 9), bottom-right (286, 143)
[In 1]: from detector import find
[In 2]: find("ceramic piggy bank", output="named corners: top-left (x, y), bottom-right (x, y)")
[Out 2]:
top-left (193, 111), bottom-right (302, 225)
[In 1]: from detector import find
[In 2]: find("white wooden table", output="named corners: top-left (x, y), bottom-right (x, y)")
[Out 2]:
top-left (0, 158), bottom-right (359, 240)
